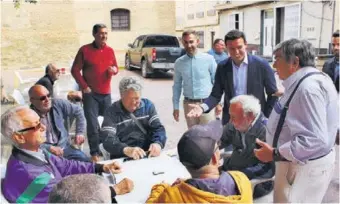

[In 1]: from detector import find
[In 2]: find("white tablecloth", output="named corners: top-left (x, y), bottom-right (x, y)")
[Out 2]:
top-left (100, 152), bottom-right (191, 203)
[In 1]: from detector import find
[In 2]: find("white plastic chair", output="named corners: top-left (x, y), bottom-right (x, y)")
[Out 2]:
top-left (11, 89), bottom-right (25, 105)
top-left (1, 164), bottom-right (9, 203)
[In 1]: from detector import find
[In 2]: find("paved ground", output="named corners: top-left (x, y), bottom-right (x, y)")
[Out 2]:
top-left (1, 69), bottom-right (339, 202)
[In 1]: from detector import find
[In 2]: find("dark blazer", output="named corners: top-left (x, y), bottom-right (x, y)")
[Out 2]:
top-left (322, 57), bottom-right (339, 92)
top-left (220, 113), bottom-right (274, 178)
top-left (205, 54), bottom-right (278, 124)
top-left (36, 74), bottom-right (54, 96)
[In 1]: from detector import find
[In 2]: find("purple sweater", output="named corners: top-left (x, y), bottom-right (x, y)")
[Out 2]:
top-left (2, 147), bottom-right (103, 203)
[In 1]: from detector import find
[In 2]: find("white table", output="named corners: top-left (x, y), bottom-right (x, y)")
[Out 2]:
top-left (99, 151), bottom-right (191, 203)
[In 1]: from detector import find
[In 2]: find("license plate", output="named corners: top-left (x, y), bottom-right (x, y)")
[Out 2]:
top-left (165, 63), bottom-right (170, 68)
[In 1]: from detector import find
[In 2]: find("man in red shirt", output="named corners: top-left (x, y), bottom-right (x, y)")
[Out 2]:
top-left (71, 24), bottom-right (118, 162)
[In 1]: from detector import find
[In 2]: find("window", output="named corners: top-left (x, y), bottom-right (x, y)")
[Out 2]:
top-left (228, 12), bottom-right (243, 31)
top-left (144, 36), bottom-right (179, 47)
top-left (197, 31), bottom-right (204, 48)
top-left (110, 9), bottom-right (130, 31)
top-left (187, 13), bottom-right (194, 20)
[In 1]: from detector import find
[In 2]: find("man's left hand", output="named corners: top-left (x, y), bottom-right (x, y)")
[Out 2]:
top-left (74, 135), bottom-right (85, 145)
top-left (148, 143), bottom-right (162, 157)
top-left (103, 161), bottom-right (122, 174)
top-left (254, 138), bottom-right (274, 162)
top-left (108, 66), bottom-right (118, 75)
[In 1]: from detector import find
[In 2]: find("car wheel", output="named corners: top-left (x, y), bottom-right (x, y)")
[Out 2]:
top-left (125, 55), bottom-right (131, 70)
top-left (141, 60), bottom-right (150, 78)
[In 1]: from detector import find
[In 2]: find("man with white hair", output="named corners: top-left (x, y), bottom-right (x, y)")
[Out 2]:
top-left (99, 76), bottom-right (166, 160)
top-left (220, 95), bottom-right (274, 198)
top-left (49, 174), bottom-right (133, 203)
top-left (1, 106), bottom-right (133, 203)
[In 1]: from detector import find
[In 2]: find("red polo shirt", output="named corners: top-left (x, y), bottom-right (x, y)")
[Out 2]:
top-left (71, 42), bottom-right (118, 94)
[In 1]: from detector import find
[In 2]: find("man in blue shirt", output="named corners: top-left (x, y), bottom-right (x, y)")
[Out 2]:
top-left (207, 38), bottom-right (229, 64)
top-left (172, 30), bottom-right (218, 128)
top-left (323, 30), bottom-right (339, 92)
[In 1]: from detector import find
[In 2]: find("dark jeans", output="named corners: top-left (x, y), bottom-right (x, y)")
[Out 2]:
top-left (222, 161), bottom-right (274, 198)
top-left (83, 92), bottom-right (111, 156)
top-left (63, 145), bottom-right (91, 162)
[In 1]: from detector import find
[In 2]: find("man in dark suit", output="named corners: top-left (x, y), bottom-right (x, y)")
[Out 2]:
top-left (187, 30), bottom-right (278, 124)
top-left (323, 30), bottom-right (339, 92)
top-left (36, 63), bottom-right (60, 96)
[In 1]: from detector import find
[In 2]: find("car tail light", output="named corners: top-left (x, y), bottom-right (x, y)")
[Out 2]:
top-left (152, 48), bottom-right (156, 61)
top-left (60, 68), bottom-right (66, 74)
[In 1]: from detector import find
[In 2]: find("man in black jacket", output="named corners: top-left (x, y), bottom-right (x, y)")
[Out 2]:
top-left (187, 30), bottom-right (278, 125)
top-left (220, 95), bottom-right (274, 198)
top-left (323, 30), bottom-right (339, 92)
top-left (36, 63), bottom-right (60, 96)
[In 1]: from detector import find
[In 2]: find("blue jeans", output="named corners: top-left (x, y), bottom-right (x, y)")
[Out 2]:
top-left (63, 145), bottom-right (90, 162)
top-left (83, 92), bottom-right (111, 156)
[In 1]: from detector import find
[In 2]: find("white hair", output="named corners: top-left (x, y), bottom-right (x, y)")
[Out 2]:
top-left (1, 105), bottom-right (29, 146)
top-left (230, 95), bottom-right (261, 117)
top-left (48, 174), bottom-right (111, 203)
top-left (119, 76), bottom-right (143, 95)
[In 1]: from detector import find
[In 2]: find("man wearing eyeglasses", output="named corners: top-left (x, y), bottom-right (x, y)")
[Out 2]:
top-left (1, 106), bottom-right (134, 203)
top-left (36, 63), bottom-right (61, 97)
top-left (28, 85), bottom-right (89, 162)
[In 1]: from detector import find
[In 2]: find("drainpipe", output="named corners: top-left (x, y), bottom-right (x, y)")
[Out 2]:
top-left (318, 2), bottom-right (325, 55)
top-left (330, 1), bottom-right (336, 53)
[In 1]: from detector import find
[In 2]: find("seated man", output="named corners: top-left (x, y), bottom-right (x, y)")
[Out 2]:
top-left (146, 121), bottom-right (252, 203)
top-left (220, 95), bottom-right (274, 197)
top-left (1, 106), bottom-right (133, 203)
top-left (36, 63), bottom-right (60, 97)
top-left (49, 174), bottom-right (133, 203)
top-left (29, 85), bottom-right (89, 162)
top-left (100, 76), bottom-right (166, 159)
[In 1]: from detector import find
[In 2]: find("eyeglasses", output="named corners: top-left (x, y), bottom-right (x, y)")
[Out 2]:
top-left (16, 122), bottom-right (42, 133)
top-left (31, 94), bottom-right (51, 101)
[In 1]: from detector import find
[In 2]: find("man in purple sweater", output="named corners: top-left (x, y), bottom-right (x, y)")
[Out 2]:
top-left (1, 106), bottom-right (134, 203)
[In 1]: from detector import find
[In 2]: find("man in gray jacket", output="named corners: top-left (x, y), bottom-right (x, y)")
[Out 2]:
top-left (29, 85), bottom-right (89, 162)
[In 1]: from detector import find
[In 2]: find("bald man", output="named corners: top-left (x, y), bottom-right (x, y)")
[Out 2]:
top-left (29, 85), bottom-right (90, 162)
top-left (36, 63), bottom-right (60, 96)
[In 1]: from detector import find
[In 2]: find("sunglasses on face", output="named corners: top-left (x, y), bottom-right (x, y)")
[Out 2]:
top-left (31, 94), bottom-right (51, 101)
top-left (16, 122), bottom-right (42, 133)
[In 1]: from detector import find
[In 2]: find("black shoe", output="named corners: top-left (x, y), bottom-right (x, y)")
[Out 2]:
top-left (253, 180), bottom-right (274, 199)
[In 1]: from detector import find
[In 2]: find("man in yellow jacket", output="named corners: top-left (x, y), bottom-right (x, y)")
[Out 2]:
top-left (146, 120), bottom-right (252, 203)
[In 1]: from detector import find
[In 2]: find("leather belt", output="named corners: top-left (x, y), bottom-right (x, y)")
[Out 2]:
top-left (281, 150), bottom-right (332, 162)
top-left (184, 97), bottom-right (207, 103)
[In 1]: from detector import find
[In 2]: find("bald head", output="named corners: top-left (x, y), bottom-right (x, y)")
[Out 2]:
top-left (45, 63), bottom-right (60, 81)
top-left (29, 85), bottom-right (52, 113)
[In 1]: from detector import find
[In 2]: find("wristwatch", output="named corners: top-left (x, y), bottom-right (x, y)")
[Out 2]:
top-left (273, 148), bottom-right (288, 161)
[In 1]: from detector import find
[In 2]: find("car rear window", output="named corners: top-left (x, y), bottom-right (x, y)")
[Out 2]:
top-left (144, 36), bottom-right (179, 47)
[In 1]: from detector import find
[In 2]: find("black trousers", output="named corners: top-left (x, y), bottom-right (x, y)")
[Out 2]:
top-left (83, 92), bottom-right (111, 156)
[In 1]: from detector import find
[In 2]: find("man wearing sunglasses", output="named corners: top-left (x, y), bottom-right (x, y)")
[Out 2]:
top-left (1, 106), bottom-right (134, 203)
top-left (36, 63), bottom-right (61, 97)
top-left (29, 85), bottom-right (89, 162)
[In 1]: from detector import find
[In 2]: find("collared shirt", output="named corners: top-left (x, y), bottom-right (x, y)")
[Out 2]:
top-left (19, 148), bottom-right (48, 163)
top-left (266, 67), bottom-right (339, 164)
top-left (40, 112), bottom-right (59, 145)
top-left (172, 52), bottom-right (217, 110)
top-left (207, 49), bottom-right (229, 64)
top-left (232, 55), bottom-right (248, 96)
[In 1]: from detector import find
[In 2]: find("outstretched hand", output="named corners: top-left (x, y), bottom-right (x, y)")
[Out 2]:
top-left (253, 139), bottom-right (274, 162)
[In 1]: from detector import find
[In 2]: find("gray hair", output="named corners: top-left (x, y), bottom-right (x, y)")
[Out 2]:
top-left (48, 174), bottom-right (111, 203)
top-left (273, 38), bottom-right (316, 67)
top-left (1, 105), bottom-right (29, 146)
top-left (119, 76), bottom-right (143, 95)
top-left (230, 95), bottom-right (261, 117)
